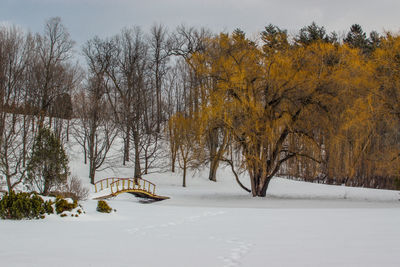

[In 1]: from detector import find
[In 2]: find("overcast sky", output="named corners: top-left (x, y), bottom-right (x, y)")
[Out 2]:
top-left (1, 0), bottom-right (399, 47)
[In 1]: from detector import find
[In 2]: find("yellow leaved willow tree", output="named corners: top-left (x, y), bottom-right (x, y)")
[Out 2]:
top-left (168, 112), bottom-right (206, 187)
top-left (170, 30), bottom-right (400, 196)
top-left (189, 33), bottom-right (374, 196)
top-left (322, 34), bottom-right (400, 189)
top-left (370, 34), bottom-right (400, 185)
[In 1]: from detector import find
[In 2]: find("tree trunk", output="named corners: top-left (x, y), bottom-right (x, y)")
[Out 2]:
top-left (43, 178), bottom-right (50, 195)
top-left (83, 142), bottom-right (87, 165)
top-left (171, 154), bottom-right (176, 172)
top-left (22, 115), bottom-right (28, 167)
top-left (208, 158), bottom-right (219, 182)
top-left (258, 176), bottom-right (272, 197)
top-left (252, 174), bottom-right (272, 197)
top-left (89, 159), bottom-right (96, 185)
top-left (6, 175), bottom-right (12, 193)
top-left (182, 161), bottom-right (187, 187)
top-left (144, 146), bottom-right (148, 175)
top-left (133, 130), bottom-right (141, 178)
top-left (88, 124), bottom-right (96, 183)
top-left (208, 127), bottom-right (219, 181)
top-left (156, 68), bottom-right (161, 133)
top-left (170, 129), bottom-right (177, 173)
top-left (66, 120), bottom-right (70, 142)
top-left (249, 167), bottom-right (273, 197)
top-left (123, 127), bottom-right (130, 165)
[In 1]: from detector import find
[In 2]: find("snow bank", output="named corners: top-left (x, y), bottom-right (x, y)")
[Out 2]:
top-left (267, 177), bottom-right (400, 201)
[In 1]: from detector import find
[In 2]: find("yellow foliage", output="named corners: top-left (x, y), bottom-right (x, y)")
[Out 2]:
top-left (171, 31), bottom-right (400, 194)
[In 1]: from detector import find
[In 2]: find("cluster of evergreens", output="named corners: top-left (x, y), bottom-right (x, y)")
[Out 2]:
top-left (1, 18), bottom-right (399, 197)
top-left (96, 200), bottom-right (113, 213)
top-left (0, 191), bottom-right (83, 219)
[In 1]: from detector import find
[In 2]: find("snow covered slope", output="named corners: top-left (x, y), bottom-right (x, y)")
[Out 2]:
top-left (1, 139), bottom-right (400, 267)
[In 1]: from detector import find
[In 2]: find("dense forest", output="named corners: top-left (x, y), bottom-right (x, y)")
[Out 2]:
top-left (1, 18), bottom-right (399, 197)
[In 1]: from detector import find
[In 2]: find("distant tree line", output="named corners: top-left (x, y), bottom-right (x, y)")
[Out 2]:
top-left (1, 17), bottom-right (399, 197)
top-left (176, 23), bottom-right (400, 196)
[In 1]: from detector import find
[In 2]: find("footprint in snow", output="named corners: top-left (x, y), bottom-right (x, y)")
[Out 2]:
top-left (125, 228), bottom-right (138, 234)
top-left (216, 238), bottom-right (254, 267)
top-left (125, 211), bottom-right (227, 238)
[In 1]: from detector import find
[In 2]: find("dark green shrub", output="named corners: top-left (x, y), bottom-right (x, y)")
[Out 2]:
top-left (55, 197), bottom-right (77, 214)
top-left (26, 127), bottom-right (69, 195)
top-left (97, 200), bottom-right (112, 213)
top-left (0, 191), bottom-right (53, 220)
top-left (43, 200), bottom-right (54, 214)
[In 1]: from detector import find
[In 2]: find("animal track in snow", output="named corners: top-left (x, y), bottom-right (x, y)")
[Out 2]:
top-left (213, 237), bottom-right (253, 267)
top-left (124, 210), bottom-right (226, 236)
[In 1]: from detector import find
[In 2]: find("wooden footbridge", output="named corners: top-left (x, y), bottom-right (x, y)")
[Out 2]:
top-left (93, 177), bottom-right (169, 201)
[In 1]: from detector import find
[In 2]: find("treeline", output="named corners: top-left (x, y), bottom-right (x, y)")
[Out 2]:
top-left (1, 18), bottom-right (399, 197)
top-left (0, 18), bottom-right (77, 193)
top-left (179, 24), bottom-right (400, 196)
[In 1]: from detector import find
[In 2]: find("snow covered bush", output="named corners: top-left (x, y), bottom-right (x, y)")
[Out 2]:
top-left (0, 191), bottom-right (53, 220)
top-left (55, 196), bottom-right (77, 214)
top-left (96, 200), bottom-right (112, 213)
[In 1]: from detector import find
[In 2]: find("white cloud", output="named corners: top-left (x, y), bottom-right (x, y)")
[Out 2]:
top-left (2, 0), bottom-right (400, 46)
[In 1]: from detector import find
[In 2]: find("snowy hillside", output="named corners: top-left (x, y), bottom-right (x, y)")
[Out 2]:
top-left (1, 138), bottom-right (400, 267)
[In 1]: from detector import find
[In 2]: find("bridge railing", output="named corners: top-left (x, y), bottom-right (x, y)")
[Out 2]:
top-left (94, 177), bottom-right (120, 193)
top-left (96, 177), bottom-right (156, 196)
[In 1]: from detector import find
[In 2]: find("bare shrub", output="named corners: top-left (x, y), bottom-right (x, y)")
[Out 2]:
top-left (65, 176), bottom-right (89, 201)
top-left (50, 176), bottom-right (89, 201)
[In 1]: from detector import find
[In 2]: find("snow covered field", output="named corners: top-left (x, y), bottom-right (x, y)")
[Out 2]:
top-left (1, 146), bottom-right (400, 266)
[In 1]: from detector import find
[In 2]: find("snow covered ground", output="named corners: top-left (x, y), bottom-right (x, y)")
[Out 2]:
top-left (1, 143), bottom-right (400, 266)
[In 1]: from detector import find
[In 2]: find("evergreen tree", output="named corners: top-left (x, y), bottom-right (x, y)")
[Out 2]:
top-left (261, 24), bottom-right (289, 54)
top-left (344, 24), bottom-right (369, 52)
top-left (295, 22), bottom-right (328, 46)
top-left (232, 28), bottom-right (246, 40)
top-left (26, 128), bottom-right (69, 195)
top-left (327, 31), bottom-right (339, 45)
top-left (369, 31), bottom-right (381, 51)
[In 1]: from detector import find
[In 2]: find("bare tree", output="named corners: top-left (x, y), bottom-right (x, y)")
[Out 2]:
top-left (148, 24), bottom-right (171, 132)
top-left (76, 38), bottom-right (119, 184)
top-left (73, 88), bottom-right (118, 185)
top-left (0, 25), bottom-right (34, 192)
top-left (29, 17), bottom-right (77, 129)
top-left (164, 59), bottom-right (193, 172)
top-left (104, 28), bottom-right (150, 178)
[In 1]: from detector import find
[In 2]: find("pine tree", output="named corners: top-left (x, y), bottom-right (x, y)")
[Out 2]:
top-left (344, 24), bottom-right (369, 52)
top-left (261, 24), bottom-right (289, 54)
top-left (296, 22), bottom-right (328, 46)
top-left (369, 31), bottom-right (381, 51)
top-left (26, 128), bottom-right (69, 195)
